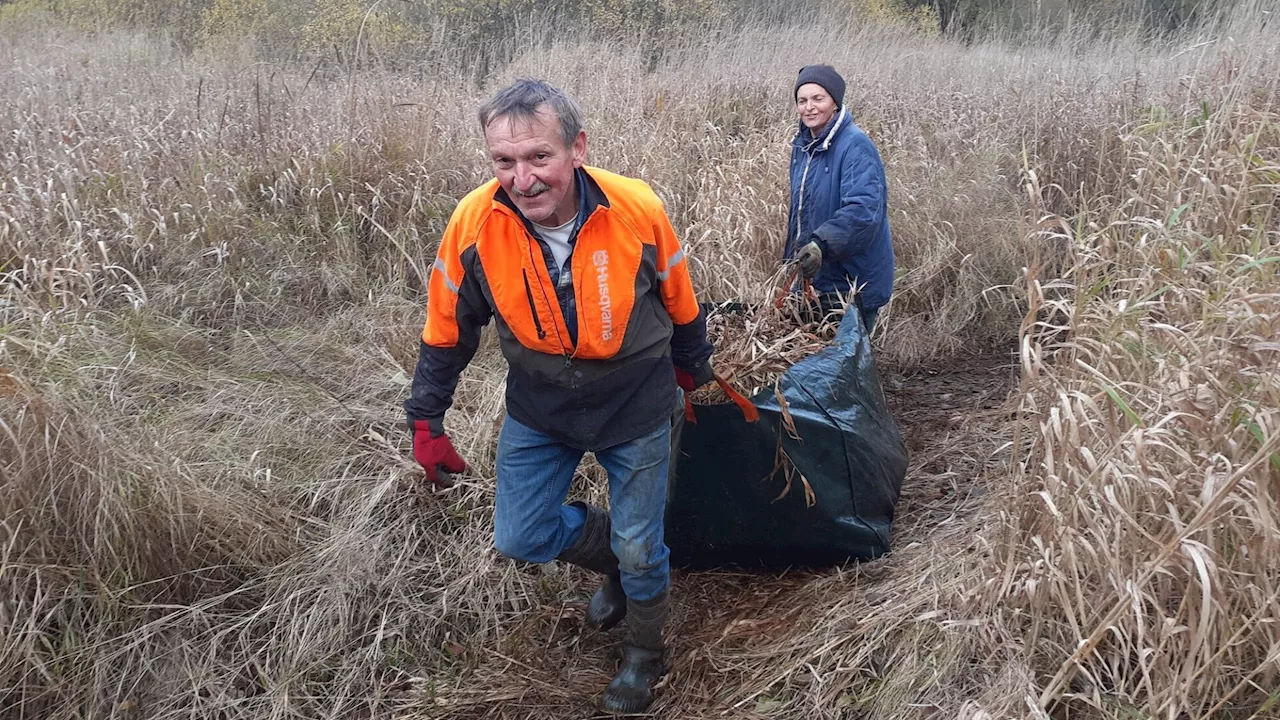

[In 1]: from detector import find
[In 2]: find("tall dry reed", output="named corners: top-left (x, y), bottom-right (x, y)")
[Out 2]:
top-left (1, 6), bottom-right (1277, 719)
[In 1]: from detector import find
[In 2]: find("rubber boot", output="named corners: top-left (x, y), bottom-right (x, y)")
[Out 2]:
top-left (555, 502), bottom-right (627, 631)
top-left (602, 589), bottom-right (668, 714)
top-left (587, 573), bottom-right (626, 632)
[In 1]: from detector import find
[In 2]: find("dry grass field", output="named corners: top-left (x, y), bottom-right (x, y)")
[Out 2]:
top-left (2, 3), bottom-right (1278, 719)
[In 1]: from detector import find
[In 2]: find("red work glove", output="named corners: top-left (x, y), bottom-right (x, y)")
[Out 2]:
top-left (411, 418), bottom-right (466, 489)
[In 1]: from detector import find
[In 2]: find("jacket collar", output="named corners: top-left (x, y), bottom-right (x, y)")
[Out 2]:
top-left (793, 106), bottom-right (850, 153)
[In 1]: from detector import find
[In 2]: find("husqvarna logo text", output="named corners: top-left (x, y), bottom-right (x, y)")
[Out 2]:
top-left (593, 250), bottom-right (613, 340)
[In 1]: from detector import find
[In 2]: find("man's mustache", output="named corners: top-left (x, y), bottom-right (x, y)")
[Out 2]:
top-left (513, 180), bottom-right (551, 197)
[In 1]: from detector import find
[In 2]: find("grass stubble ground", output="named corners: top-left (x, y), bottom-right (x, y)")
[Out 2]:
top-left (1, 6), bottom-right (1278, 720)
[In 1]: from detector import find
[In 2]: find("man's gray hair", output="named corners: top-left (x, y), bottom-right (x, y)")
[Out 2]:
top-left (478, 78), bottom-right (585, 148)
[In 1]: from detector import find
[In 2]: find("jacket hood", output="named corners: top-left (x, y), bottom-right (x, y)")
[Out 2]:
top-left (793, 106), bottom-right (851, 153)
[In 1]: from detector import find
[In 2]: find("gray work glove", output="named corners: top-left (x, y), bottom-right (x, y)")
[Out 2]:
top-left (796, 240), bottom-right (822, 279)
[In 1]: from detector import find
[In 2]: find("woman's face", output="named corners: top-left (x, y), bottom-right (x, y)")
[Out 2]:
top-left (796, 83), bottom-right (837, 133)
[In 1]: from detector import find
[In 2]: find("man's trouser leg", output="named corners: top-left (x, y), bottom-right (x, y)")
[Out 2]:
top-left (595, 421), bottom-right (671, 602)
top-left (493, 414), bottom-right (630, 632)
top-left (492, 415), bottom-right (588, 566)
top-left (595, 421), bottom-right (672, 713)
top-left (493, 414), bottom-right (672, 712)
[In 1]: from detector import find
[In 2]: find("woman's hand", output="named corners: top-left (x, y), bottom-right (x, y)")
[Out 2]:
top-left (797, 241), bottom-right (823, 278)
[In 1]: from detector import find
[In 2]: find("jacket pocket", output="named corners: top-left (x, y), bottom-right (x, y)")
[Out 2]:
top-left (522, 269), bottom-right (547, 340)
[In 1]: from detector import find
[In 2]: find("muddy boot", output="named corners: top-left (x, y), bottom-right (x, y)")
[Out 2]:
top-left (555, 502), bottom-right (627, 632)
top-left (602, 589), bottom-right (668, 714)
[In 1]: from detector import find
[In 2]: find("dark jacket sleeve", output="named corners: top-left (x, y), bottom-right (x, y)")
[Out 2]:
top-left (811, 138), bottom-right (886, 263)
top-left (403, 250), bottom-right (492, 425)
top-left (405, 340), bottom-right (475, 425)
top-left (671, 308), bottom-right (714, 385)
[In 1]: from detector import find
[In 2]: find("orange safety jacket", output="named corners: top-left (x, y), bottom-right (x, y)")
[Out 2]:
top-left (404, 166), bottom-right (714, 451)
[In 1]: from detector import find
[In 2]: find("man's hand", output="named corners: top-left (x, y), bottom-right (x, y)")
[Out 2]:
top-left (796, 240), bottom-right (823, 279)
top-left (411, 418), bottom-right (467, 489)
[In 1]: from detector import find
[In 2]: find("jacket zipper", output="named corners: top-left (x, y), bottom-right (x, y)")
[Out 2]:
top-left (793, 109), bottom-right (844, 255)
top-left (521, 269), bottom-right (547, 340)
top-left (794, 150), bottom-right (814, 254)
top-left (513, 204), bottom-right (601, 367)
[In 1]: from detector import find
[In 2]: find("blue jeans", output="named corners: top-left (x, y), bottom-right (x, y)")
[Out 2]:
top-left (493, 414), bottom-right (671, 602)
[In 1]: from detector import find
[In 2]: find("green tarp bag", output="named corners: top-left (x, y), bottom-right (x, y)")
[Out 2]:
top-left (664, 305), bottom-right (909, 569)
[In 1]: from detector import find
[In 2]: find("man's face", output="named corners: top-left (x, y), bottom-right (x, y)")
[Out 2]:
top-left (484, 106), bottom-right (586, 226)
top-left (796, 83), bottom-right (837, 133)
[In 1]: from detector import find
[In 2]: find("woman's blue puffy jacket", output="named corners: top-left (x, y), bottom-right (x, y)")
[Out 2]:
top-left (783, 106), bottom-right (894, 311)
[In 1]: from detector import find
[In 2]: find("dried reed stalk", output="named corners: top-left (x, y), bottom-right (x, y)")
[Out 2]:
top-left (689, 279), bottom-right (848, 404)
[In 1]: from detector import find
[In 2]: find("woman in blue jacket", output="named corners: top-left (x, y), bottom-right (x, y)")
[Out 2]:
top-left (784, 64), bottom-right (894, 334)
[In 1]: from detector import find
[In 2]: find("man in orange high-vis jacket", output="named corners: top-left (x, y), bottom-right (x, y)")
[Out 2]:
top-left (403, 78), bottom-right (714, 713)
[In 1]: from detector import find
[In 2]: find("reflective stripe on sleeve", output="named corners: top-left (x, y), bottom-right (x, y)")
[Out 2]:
top-left (656, 248), bottom-right (686, 281)
top-left (433, 258), bottom-right (460, 294)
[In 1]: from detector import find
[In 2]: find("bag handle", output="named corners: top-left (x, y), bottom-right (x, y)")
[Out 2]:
top-left (683, 372), bottom-right (760, 424)
top-left (773, 263), bottom-right (817, 310)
